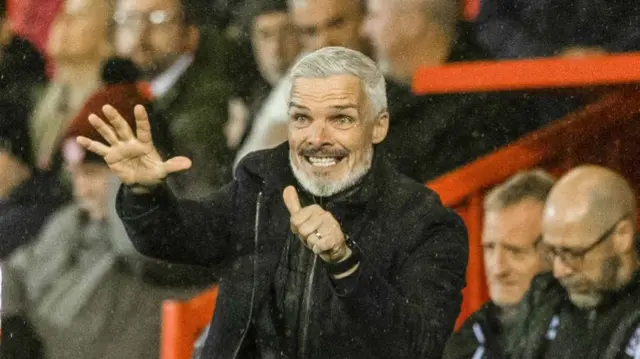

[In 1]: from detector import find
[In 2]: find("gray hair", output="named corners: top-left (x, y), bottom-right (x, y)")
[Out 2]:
top-left (288, 47), bottom-right (388, 116)
top-left (484, 169), bottom-right (556, 212)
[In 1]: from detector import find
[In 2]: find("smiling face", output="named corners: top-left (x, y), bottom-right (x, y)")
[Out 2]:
top-left (288, 74), bottom-right (388, 197)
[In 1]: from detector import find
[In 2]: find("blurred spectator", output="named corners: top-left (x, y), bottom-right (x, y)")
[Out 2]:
top-left (473, 0), bottom-right (640, 59)
top-left (0, 0), bottom-right (47, 112)
top-left (231, 0), bottom-right (301, 163)
top-left (1, 72), bottom-right (212, 358)
top-left (114, 0), bottom-right (238, 199)
top-left (29, 0), bottom-right (114, 171)
top-left (0, 99), bottom-right (68, 259)
top-left (223, 0), bottom-right (299, 151)
top-left (6, 0), bottom-right (63, 54)
top-left (363, 0), bottom-right (542, 183)
top-left (233, 0), bottom-right (367, 166)
top-left (444, 170), bottom-right (554, 359)
top-left (289, 0), bottom-right (369, 54)
top-left (508, 166), bottom-right (640, 358)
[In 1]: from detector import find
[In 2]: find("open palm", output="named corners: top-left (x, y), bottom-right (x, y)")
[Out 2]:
top-left (77, 104), bottom-right (191, 191)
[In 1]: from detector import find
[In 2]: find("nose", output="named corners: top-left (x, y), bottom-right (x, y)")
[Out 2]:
top-left (492, 248), bottom-right (510, 278)
top-left (553, 256), bottom-right (574, 280)
top-left (308, 120), bottom-right (331, 146)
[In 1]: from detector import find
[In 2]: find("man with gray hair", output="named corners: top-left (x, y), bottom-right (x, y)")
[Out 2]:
top-left (77, 46), bottom-right (468, 358)
top-left (444, 169), bottom-right (555, 359)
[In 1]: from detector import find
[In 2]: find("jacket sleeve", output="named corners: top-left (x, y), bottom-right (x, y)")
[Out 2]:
top-left (115, 180), bottom-right (237, 268)
top-left (328, 205), bottom-right (468, 358)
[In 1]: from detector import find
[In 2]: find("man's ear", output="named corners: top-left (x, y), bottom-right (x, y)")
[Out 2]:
top-left (372, 111), bottom-right (389, 144)
top-left (183, 25), bottom-right (200, 53)
top-left (612, 218), bottom-right (635, 254)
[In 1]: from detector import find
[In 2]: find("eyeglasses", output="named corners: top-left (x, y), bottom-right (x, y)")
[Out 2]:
top-left (113, 9), bottom-right (183, 30)
top-left (544, 214), bottom-right (629, 269)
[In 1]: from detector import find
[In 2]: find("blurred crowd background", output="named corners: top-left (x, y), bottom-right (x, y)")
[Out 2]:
top-left (0, 0), bottom-right (638, 358)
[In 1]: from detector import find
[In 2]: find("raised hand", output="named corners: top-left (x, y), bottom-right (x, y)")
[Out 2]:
top-left (283, 186), bottom-right (351, 263)
top-left (76, 104), bottom-right (192, 192)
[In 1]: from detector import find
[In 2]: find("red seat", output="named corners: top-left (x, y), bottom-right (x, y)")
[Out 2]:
top-left (160, 286), bottom-right (218, 359)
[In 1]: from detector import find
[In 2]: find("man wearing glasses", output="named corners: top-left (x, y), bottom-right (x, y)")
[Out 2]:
top-left (114, 0), bottom-right (238, 200)
top-left (444, 170), bottom-right (554, 359)
top-left (508, 165), bottom-right (640, 358)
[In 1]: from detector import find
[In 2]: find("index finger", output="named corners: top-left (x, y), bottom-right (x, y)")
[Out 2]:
top-left (283, 185), bottom-right (302, 215)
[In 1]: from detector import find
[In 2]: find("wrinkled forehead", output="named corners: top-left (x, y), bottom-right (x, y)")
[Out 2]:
top-left (289, 75), bottom-right (367, 111)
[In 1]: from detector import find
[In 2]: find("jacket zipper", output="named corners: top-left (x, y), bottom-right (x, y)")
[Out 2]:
top-left (299, 254), bottom-right (318, 359)
top-left (232, 191), bottom-right (263, 359)
top-left (299, 196), bottom-right (323, 359)
top-left (588, 309), bottom-right (597, 332)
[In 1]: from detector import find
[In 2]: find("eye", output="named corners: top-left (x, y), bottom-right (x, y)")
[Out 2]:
top-left (331, 115), bottom-right (355, 129)
top-left (291, 114), bottom-right (311, 128)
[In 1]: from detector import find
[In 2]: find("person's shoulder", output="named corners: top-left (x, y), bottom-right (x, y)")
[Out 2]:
top-left (234, 142), bottom-right (289, 183)
top-left (444, 303), bottom-right (498, 359)
top-left (381, 161), bottom-right (458, 220)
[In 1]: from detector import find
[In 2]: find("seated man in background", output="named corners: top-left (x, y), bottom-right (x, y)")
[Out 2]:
top-left (508, 165), bottom-right (640, 358)
top-left (1, 82), bottom-right (212, 358)
top-left (114, 0), bottom-right (239, 199)
top-left (0, 99), bottom-right (68, 259)
top-left (444, 169), bottom-right (554, 358)
top-left (30, 0), bottom-right (115, 171)
top-left (225, 0), bottom-right (300, 158)
top-left (362, 0), bottom-right (552, 183)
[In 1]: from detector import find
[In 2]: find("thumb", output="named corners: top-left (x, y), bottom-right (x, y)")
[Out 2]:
top-left (283, 185), bottom-right (302, 215)
top-left (163, 156), bottom-right (192, 174)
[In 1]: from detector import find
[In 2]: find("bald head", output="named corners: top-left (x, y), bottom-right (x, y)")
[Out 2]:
top-left (545, 166), bottom-right (636, 235)
top-left (542, 166), bottom-right (638, 309)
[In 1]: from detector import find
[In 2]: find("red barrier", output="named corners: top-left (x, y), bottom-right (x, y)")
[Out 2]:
top-left (413, 53), bottom-right (640, 94)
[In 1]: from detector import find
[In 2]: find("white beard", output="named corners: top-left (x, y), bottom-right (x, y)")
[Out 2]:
top-left (289, 147), bottom-right (373, 197)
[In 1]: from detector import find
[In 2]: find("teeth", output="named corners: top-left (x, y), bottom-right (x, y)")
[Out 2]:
top-left (308, 157), bottom-right (337, 167)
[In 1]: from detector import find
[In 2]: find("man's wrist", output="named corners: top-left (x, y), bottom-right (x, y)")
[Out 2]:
top-left (326, 238), bottom-right (361, 278)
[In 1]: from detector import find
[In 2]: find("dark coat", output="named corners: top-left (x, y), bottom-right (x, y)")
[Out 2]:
top-left (443, 301), bottom-right (506, 359)
top-left (153, 28), bottom-right (238, 200)
top-left (115, 142), bottom-right (468, 359)
top-left (0, 35), bottom-right (47, 110)
top-left (0, 171), bottom-right (68, 258)
top-left (383, 26), bottom-right (552, 184)
top-left (508, 271), bottom-right (640, 359)
top-left (473, 0), bottom-right (640, 59)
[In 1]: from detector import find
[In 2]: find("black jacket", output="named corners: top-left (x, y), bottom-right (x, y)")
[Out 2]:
top-left (383, 26), bottom-right (551, 184)
top-left (443, 301), bottom-right (506, 359)
top-left (0, 171), bottom-right (68, 258)
top-left (115, 142), bottom-right (468, 359)
top-left (508, 271), bottom-right (640, 359)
